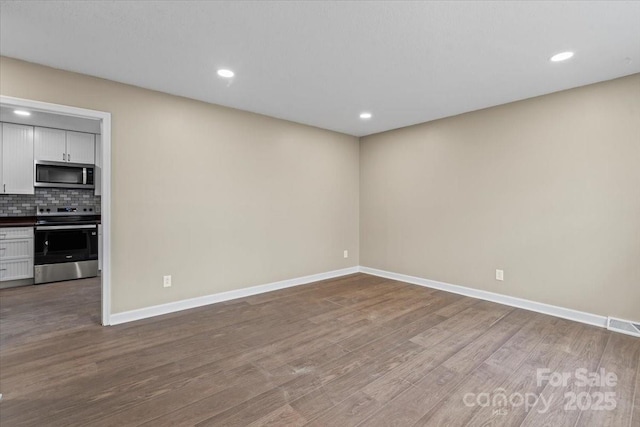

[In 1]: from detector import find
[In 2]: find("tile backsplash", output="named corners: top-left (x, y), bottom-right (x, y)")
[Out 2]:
top-left (0, 188), bottom-right (101, 216)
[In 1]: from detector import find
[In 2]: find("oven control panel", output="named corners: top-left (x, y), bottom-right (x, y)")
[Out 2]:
top-left (37, 206), bottom-right (97, 215)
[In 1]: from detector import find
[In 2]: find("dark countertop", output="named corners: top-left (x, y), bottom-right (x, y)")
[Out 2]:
top-left (0, 217), bottom-right (37, 227)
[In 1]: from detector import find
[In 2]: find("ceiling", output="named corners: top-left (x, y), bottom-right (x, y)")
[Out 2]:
top-left (0, 106), bottom-right (101, 134)
top-left (1, 1), bottom-right (639, 137)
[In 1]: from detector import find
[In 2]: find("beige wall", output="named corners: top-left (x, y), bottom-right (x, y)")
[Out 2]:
top-left (361, 74), bottom-right (640, 321)
top-left (2, 55), bottom-right (638, 321)
top-left (0, 57), bottom-right (360, 313)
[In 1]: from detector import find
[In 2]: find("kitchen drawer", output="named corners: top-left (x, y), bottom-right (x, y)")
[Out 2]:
top-left (0, 239), bottom-right (34, 259)
top-left (0, 227), bottom-right (34, 240)
top-left (0, 258), bottom-right (34, 281)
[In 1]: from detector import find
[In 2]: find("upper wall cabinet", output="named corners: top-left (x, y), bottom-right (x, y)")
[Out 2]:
top-left (1, 123), bottom-right (35, 195)
top-left (34, 127), bottom-right (95, 164)
top-left (34, 127), bottom-right (66, 162)
top-left (66, 131), bottom-right (95, 164)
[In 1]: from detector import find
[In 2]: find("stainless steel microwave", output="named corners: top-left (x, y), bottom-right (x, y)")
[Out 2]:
top-left (34, 161), bottom-right (95, 189)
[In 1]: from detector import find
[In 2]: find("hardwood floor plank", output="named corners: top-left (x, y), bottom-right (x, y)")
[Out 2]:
top-left (414, 363), bottom-right (510, 427)
top-left (431, 295), bottom-right (481, 318)
top-left (308, 308), bottom-right (532, 427)
top-left (440, 309), bottom-right (532, 375)
top-left (409, 302), bottom-right (512, 348)
top-left (3, 293), bottom-right (352, 421)
top-left (304, 375), bottom-right (415, 427)
top-left (572, 332), bottom-right (640, 427)
top-left (360, 314), bottom-right (584, 426)
top-left (202, 338), bottom-right (424, 426)
top-left (363, 364), bottom-right (467, 427)
top-left (1, 293), bottom-right (283, 370)
top-left (14, 317), bottom-right (345, 424)
top-left (288, 341), bottom-right (424, 422)
top-left (464, 319), bottom-right (591, 426)
top-left (3, 282), bottom-right (350, 378)
top-left (134, 366), bottom-right (303, 426)
top-left (632, 359), bottom-right (640, 427)
top-left (333, 296), bottom-right (455, 353)
top-left (389, 309), bottom-right (516, 386)
top-left (517, 326), bottom-right (609, 427)
top-left (100, 326), bottom-right (377, 426)
top-left (246, 404), bottom-right (307, 427)
top-left (0, 274), bottom-right (636, 427)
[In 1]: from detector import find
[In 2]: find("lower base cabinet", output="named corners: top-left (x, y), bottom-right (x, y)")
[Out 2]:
top-left (0, 227), bottom-right (34, 281)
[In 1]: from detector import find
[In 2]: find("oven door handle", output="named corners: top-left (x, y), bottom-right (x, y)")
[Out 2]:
top-left (36, 225), bottom-right (97, 231)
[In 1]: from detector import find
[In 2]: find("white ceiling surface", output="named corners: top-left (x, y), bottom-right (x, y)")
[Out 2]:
top-left (0, 106), bottom-right (101, 134)
top-left (1, 1), bottom-right (639, 137)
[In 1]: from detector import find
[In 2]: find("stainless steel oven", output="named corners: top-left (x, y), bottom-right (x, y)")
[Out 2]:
top-left (34, 161), bottom-right (95, 190)
top-left (34, 206), bottom-right (100, 284)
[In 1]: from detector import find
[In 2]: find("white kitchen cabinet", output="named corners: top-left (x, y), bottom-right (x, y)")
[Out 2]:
top-left (0, 227), bottom-right (34, 282)
top-left (66, 131), bottom-right (95, 164)
top-left (34, 126), bottom-right (95, 164)
top-left (94, 134), bottom-right (102, 196)
top-left (34, 127), bottom-right (67, 162)
top-left (0, 259), bottom-right (34, 281)
top-left (1, 239), bottom-right (34, 260)
top-left (1, 123), bottom-right (35, 195)
top-left (0, 227), bottom-right (33, 240)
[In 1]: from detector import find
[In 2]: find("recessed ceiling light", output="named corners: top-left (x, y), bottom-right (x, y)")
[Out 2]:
top-left (550, 51), bottom-right (574, 62)
top-left (360, 112), bottom-right (372, 119)
top-left (217, 69), bottom-right (235, 78)
top-left (14, 110), bottom-right (31, 116)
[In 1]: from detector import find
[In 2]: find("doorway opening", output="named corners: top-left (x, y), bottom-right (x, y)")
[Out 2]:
top-left (0, 96), bottom-right (112, 325)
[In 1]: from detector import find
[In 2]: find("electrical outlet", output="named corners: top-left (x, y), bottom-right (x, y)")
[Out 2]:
top-left (496, 269), bottom-right (504, 281)
top-left (343, 250), bottom-right (349, 259)
top-left (163, 275), bottom-right (172, 288)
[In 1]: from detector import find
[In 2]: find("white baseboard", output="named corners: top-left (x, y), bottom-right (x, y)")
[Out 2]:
top-left (359, 266), bottom-right (608, 328)
top-left (109, 265), bottom-right (610, 329)
top-left (109, 266), bottom-right (359, 325)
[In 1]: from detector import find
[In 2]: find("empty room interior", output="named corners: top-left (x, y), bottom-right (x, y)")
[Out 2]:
top-left (0, 1), bottom-right (639, 426)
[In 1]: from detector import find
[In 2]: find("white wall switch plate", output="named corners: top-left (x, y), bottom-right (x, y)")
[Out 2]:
top-left (496, 269), bottom-right (504, 281)
top-left (163, 275), bottom-right (172, 287)
top-left (344, 250), bottom-right (349, 258)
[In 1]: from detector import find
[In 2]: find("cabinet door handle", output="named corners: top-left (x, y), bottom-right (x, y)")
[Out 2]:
top-left (68, 153), bottom-right (71, 161)
top-left (2, 184), bottom-right (5, 193)
top-left (63, 152), bottom-right (66, 161)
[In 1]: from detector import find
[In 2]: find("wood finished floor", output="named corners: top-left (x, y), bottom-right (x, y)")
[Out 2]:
top-left (0, 273), bottom-right (638, 426)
